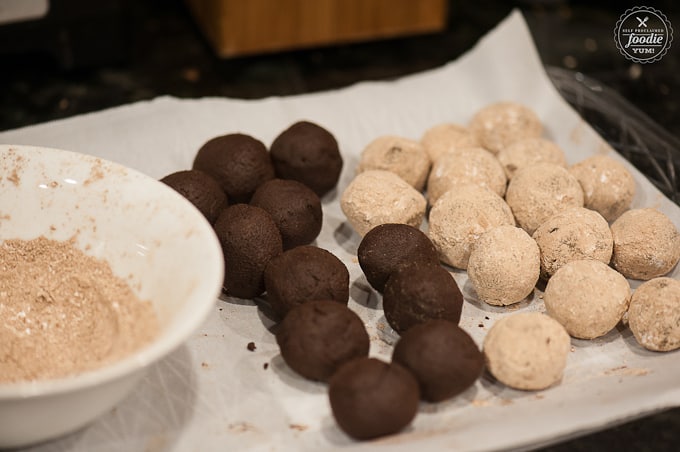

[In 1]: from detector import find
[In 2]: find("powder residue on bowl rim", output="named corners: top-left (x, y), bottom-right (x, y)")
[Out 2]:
top-left (0, 236), bottom-right (158, 383)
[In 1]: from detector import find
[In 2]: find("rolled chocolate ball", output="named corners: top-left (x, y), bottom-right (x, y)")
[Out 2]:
top-left (383, 262), bottom-right (463, 334)
top-left (160, 169), bottom-right (227, 224)
top-left (420, 122), bottom-right (480, 164)
top-left (392, 320), bottom-right (484, 402)
top-left (276, 300), bottom-right (370, 381)
top-left (214, 204), bottom-right (283, 299)
top-left (356, 135), bottom-right (431, 191)
top-left (250, 178), bottom-right (322, 250)
top-left (468, 101), bottom-right (543, 154)
top-left (269, 121), bottom-right (343, 197)
top-left (358, 223), bottom-right (439, 293)
top-left (328, 357), bottom-right (420, 440)
top-left (628, 277), bottom-right (680, 352)
top-left (193, 133), bottom-right (275, 203)
top-left (264, 245), bottom-right (349, 317)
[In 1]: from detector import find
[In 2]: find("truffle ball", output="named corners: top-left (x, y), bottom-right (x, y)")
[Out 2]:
top-left (610, 208), bottom-right (680, 280)
top-left (505, 163), bottom-right (584, 235)
top-left (193, 133), bottom-right (274, 203)
top-left (356, 135), bottom-right (431, 191)
top-left (532, 207), bottom-right (613, 280)
top-left (160, 169), bottom-right (227, 224)
top-left (250, 178), bottom-right (322, 250)
top-left (214, 204), bottom-right (283, 298)
top-left (467, 225), bottom-right (540, 306)
top-left (328, 357), bottom-right (420, 440)
top-left (469, 102), bottom-right (543, 154)
top-left (276, 300), bottom-right (370, 381)
top-left (420, 123), bottom-right (480, 163)
top-left (382, 262), bottom-right (463, 334)
top-left (264, 245), bottom-right (349, 317)
top-left (392, 320), bottom-right (484, 402)
top-left (496, 137), bottom-right (567, 180)
top-left (340, 170), bottom-right (427, 237)
top-left (544, 259), bottom-right (631, 339)
top-left (427, 147), bottom-right (507, 205)
top-left (628, 277), bottom-right (680, 352)
top-left (428, 185), bottom-right (515, 269)
top-left (569, 155), bottom-right (635, 222)
top-left (483, 312), bottom-right (571, 391)
top-left (358, 223), bottom-right (439, 293)
top-left (269, 121), bottom-right (343, 197)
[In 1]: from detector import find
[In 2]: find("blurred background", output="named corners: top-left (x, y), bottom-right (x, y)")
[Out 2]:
top-left (0, 0), bottom-right (678, 450)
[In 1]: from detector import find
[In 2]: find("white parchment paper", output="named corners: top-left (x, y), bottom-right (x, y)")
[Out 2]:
top-left (2, 10), bottom-right (679, 452)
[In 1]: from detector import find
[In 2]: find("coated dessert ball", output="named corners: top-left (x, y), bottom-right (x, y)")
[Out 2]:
top-left (382, 262), bottom-right (463, 334)
top-left (160, 169), bottom-right (227, 224)
top-left (357, 223), bottom-right (439, 293)
top-left (428, 185), bottom-right (515, 269)
top-left (392, 320), bottom-right (484, 402)
top-left (250, 178), bottom-right (322, 250)
top-left (467, 225), bottom-right (540, 306)
top-left (427, 146), bottom-right (507, 205)
top-left (532, 207), bottom-right (613, 280)
top-left (496, 137), bottom-right (567, 180)
top-left (193, 133), bottom-right (274, 203)
top-left (356, 135), bottom-right (431, 191)
top-left (469, 101), bottom-right (543, 154)
top-left (505, 163), bottom-right (584, 235)
top-left (610, 208), bottom-right (680, 280)
top-left (214, 204), bottom-right (282, 299)
top-left (264, 245), bottom-right (349, 318)
top-left (328, 357), bottom-right (419, 440)
top-left (569, 155), bottom-right (635, 222)
top-left (276, 300), bottom-right (370, 381)
top-left (420, 122), bottom-right (480, 163)
top-left (544, 259), bottom-right (631, 339)
top-left (269, 121), bottom-right (343, 197)
top-left (483, 312), bottom-right (571, 391)
top-left (340, 170), bottom-right (427, 237)
top-left (628, 277), bottom-right (680, 352)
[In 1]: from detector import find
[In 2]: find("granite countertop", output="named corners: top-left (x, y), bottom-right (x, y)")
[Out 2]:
top-left (0, 0), bottom-right (678, 450)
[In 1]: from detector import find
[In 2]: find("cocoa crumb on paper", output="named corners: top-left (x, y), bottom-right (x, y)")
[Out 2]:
top-left (289, 423), bottom-right (308, 432)
top-left (247, 341), bottom-right (256, 351)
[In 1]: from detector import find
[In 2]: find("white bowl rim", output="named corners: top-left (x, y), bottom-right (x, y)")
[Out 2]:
top-left (0, 144), bottom-right (224, 399)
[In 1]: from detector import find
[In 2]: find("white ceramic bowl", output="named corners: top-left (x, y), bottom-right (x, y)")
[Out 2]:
top-left (0, 145), bottom-right (224, 448)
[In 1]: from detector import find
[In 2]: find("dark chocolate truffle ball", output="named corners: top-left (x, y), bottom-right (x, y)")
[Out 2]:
top-left (392, 320), bottom-right (484, 402)
top-left (328, 357), bottom-right (420, 440)
top-left (160, 170), bottom-right (227, 224)
top-left (264, 245), bottom-right (349, 318)
top-left (276, 300), bottom-right (369, 381)
top-left (269, 121), bottom-right (343, 197)
top-left (250, 178), bottom-right (322, 250)
top-left (214, 204), bottom-right (282, 298)
top-left (358, 223), bottom-right (439, 292)
top-left (383, 262), bottom-right (463, 334)
top-left (193, 133), bottom-right (275, 203)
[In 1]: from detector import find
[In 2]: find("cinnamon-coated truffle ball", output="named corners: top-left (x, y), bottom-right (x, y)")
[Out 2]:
top-left (328, 358), bottom-right (420, 440)
top-left (467, 225), bottom-right (540, 306)
top-left (544, 260), bottom-right (631, 339)
top-left (250, 178), bottom-right (322, 250)
top-left (505, 163), bottom-right (584, 235)
top-left (214, 204), bottom-right (282, 299)
top-left (420, 123), bottom-right (480, 163)
top-left (382, 262), bottom-right (463, 334)
top-left (193, 133), bottom-right (274, 203)
top-left (628, 277), bottom-right (680, 352)
top-left (610, 208), bottom-right (680, 280)
top-left (358, 223), bottom-right (439, 293)
top-left (356, 135), bottom-right (431, 191)
top-left (469, 102), bottom-right (543, 154)
top-left (264, 245), bottom-right (349, 317)
top-left (276, 300), bottom-right (370, 381)
top-left (392, 320), bottom-right (484, 402)
top-left (160, 169), bottom-right (227, 224)
top-left (483, 312), bottom-right (571, 391)
top-left (496, 137), bottom-right (567, 180)
top-left (269, 121), bottom-right (343, 197)
top-left (569, 155), bottom-right (635, 222)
